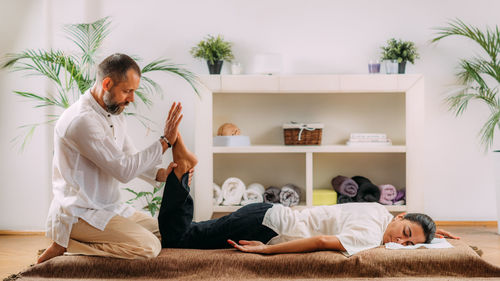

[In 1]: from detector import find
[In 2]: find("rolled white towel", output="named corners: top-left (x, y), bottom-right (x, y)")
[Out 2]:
top-left (222, 177), bottom-right (246, 206)
top-left (279, 184), bottom-right (301, 207)
top-left (213, 183), bottom-right (223, 206)
top-left (241, 183), bottom-right (265, 206)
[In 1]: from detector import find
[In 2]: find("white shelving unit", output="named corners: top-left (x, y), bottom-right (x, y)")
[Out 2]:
top-left (193, 74), bottom-right (424, 221)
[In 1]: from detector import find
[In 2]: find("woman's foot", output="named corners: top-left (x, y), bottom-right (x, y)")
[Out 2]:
top-left (172, 133), bottom-right (198, 181)
top-left (37, 242), bottom-right (66, 264)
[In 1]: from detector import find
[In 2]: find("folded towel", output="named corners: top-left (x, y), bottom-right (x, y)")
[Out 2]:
top-left (313, 189), bottom-right (337, 206)
top-left (393, 189), bottom-right (406, 203)
top-left (385, 238), bottom-right (453, 250)
top-left (241, 183), bottom-right (265, 206)
top-left (337, 194), bottom-right (354, 204)
top-left (331, 175), bottom-right (358, 197)
top-left (213, 183), bottom-right (223, 206)
top-left (221, 177), bottom-right (246, 206)
top-left (279, 184), bottom-right (301, 207)
top-left (352, 176), bottom-right (380, 202)
top-left (264, 186), bottom-right (281, 203)
top-left (378, 184), bottom-right (397, 205)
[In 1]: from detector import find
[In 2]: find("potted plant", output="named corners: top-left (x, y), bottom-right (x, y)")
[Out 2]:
top-left (432, 19), bottom-right (500, 233)
top-left (380, 38), bottom-right (420, 74)
top-left (191, 34), bottom-right (234, 74)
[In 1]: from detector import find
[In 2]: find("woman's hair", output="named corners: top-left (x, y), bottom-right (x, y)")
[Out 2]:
top-left (403, 213), bottom-right (436, 243)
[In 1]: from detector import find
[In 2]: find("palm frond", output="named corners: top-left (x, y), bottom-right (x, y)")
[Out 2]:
top-left (13, 91), bottom-right (65, 109)
top-left (141, 58), bottom-right (200, 96)
top-left (11, 118), bottom-right (58, 152)
top-left (64, 17), bottom-right (111, 78)
top-left (432, 18), bottom-right (499, 62)
top-left (479, 108), bottom-right (500, 151)
top-left (134, 89), bottom-right (153, 108)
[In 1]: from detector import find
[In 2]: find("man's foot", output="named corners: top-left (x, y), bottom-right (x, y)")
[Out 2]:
top-left (172, 133), bottom-right (198, 181)
top-left (37, 242), bottom-right (66, 264)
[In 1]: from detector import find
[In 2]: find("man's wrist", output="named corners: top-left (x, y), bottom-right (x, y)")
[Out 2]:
top-left (160, 135), bottom-right (171, 148)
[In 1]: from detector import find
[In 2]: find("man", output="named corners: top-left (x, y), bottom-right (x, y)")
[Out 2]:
top-left (38, 53), bottom-right (195, 263)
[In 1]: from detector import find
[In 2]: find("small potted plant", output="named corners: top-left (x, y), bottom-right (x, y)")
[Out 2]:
top-left (191, 34), bottom-right (234, 74)
top-left (380, 38), bottom-right (419, 74)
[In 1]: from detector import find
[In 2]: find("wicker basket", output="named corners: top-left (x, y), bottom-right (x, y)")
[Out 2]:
top-left (283, 123), bottom-right (323, 145)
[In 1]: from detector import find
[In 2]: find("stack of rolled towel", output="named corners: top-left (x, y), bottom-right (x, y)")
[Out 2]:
top-left (332, 175), bottom-right (405, 205)
top-left (213, 177), bottom-right (302, 207)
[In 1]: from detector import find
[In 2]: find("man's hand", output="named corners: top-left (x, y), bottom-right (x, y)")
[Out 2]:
top-left (188, 168), bottom-right (194, 186)
top-left (228, 239), bottom-right (268, 254)
top-left (435, 228), bottom-right (460, 239)
top-left (155, 162), bottom-right (178, 182)
top-left (164, 102), bottom-right (183, 145)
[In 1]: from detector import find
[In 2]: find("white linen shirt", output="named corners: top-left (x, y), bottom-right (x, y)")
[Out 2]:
top-left (46, 90), bottom-right (163, 248)
top-left (262, 202), bottom-right (394, 256)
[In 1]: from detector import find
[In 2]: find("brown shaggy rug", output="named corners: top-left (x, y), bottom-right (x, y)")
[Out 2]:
top-left (10, 239), bottom-right (500, 280)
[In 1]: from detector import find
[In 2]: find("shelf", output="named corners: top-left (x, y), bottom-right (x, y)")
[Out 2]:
top-left (212, 145), bottom-right (406, 154)
top-left (213, 204), bottom-right (406, 213)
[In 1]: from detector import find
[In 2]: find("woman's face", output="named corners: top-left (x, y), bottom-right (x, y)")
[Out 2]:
top-left (382, 214), bottom-right (426, 245)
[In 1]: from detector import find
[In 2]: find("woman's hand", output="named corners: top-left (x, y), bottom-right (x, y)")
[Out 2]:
top-left (228, 239), bottom-right (268, 254)
top-left (155, 162), bottom-right (178, 182)
top-left (163, 102), bottom-right (183, 146)
top-left (435, 228), bottom-right (460, 239)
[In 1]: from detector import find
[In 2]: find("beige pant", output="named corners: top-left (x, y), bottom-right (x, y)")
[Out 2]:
top-left (66, 212), bottom-right (161, 259)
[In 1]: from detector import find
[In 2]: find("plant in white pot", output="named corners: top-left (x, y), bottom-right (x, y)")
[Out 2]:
top-left (380, 38), bottom-right (419, 74)
top-left (190, 34), bottom-right (234, 74)
top-left (432, 19), bottom-right (500, 233)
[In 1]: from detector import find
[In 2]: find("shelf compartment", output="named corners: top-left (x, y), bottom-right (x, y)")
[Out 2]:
top-left (214, 153), bottom-right (307, 205)
top-left (213, 92), bottom-right (405, 146)
top-left (313, 152), bottom-right (406, 191)
top-left (213, 204), bottom-right (406, 213)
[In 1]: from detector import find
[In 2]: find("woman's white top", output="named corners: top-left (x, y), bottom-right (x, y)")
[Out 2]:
top-left (262, 202), bottom-right (394, 256)
top-left (46, 91), bottom-right (162, 248)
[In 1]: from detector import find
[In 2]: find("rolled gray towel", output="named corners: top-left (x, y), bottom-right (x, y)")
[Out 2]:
top-left (264, 186), bottom-right (281, 203)
top-left (331, 175), bottom-right (358, 197)
top-left (279, 183), bottom-right (301, 207)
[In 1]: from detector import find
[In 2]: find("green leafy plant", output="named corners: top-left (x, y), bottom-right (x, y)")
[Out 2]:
top-left (190, 34), bottom-right (234, 64)
top-left (380, 38), bottom-right (420, 63)
top-left (2, 17), bottom-right (199, 151)
top-left (432, 19), bottom-right (500, 150)
top-left (124, 182), bottom-right (164, 217)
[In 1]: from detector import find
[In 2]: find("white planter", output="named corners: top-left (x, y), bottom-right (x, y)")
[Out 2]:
top-left (495, 150), bottom-right (500, 234)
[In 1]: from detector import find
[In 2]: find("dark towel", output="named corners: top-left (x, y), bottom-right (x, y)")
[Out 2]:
top-left (337, 194), bottom-right (355, 204)
top-left (331, 175), bottom-right (358, 197)
top-left (352, 176), bottom-right (381, 202)
top-left (264, 186), bottom-right (281, 203)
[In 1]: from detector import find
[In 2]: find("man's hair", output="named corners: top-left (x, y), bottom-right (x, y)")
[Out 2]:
top-left (96, 53), bottom-right (141, 84)
top-left (403, 213), bottom-right (436, 243)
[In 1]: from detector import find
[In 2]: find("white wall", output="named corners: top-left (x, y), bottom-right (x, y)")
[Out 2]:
top-left (1, 0), bottom-right (499, 230)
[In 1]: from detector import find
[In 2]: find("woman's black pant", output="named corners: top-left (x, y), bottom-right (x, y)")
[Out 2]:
top-left (158, 171), bottom-right (278, 249)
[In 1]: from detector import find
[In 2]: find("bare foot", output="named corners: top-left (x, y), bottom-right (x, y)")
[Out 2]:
top-left (172, 133), bottom-right (198, 181)
top-left (37, 242), bottom-right (66, 264)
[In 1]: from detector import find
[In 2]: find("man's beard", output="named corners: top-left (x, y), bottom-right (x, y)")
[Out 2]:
top-left (103, 90), bottom-right (128, 115)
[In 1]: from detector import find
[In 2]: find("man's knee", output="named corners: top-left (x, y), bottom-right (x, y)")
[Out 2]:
top-left (140, 233), bottom-right (162, 258)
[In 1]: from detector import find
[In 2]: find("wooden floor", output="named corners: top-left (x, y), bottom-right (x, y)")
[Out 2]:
top-left (1, 225), bottom-right (499, 279)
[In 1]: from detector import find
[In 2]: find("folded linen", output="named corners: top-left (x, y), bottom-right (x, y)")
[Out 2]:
top-left (337, 194), bottom-right (354, 204)
top-left (221, 177), bottom-right (246, 206)
top-left (264, 186), bottom-right (281, 203)
top-left (241, 183), bottom-right (265, 206)
top-left (331, 175), bottom-right (358, 197)
top-left (279, 184), bottom-right (301, 207)
top-left (378, 184), bottom-right (397, 205)
top-left (313, 189), bottom-right (337, 206)
top-left (213, 183), bottom-right (223, 206)
top-left (385, 238), bottom-right (453, 250)
top-left (352, 176), bottom-right (381, 203)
